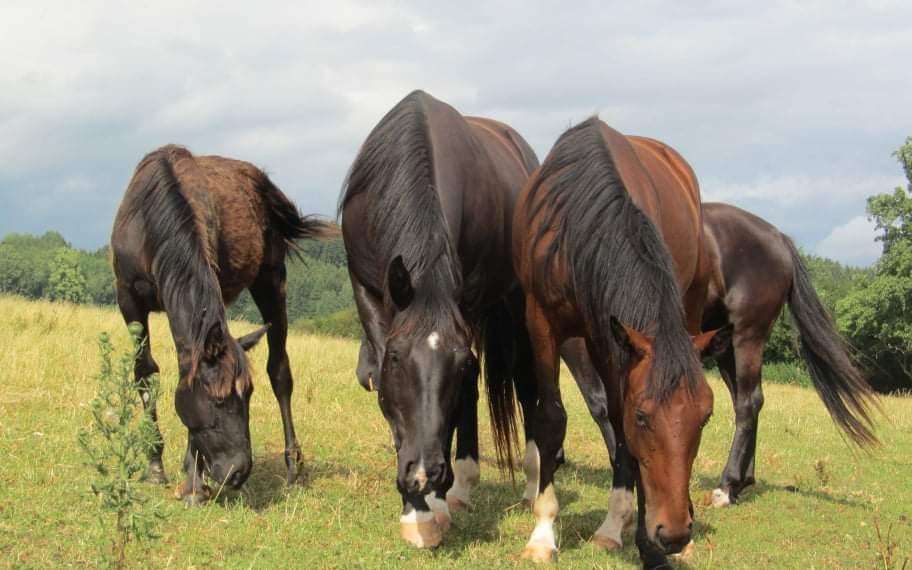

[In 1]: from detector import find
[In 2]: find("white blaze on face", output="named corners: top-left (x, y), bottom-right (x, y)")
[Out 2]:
top-left (427, 331), bottom-right (440, 350)
top-left (522, 440), bottom-right (541, 503)
top-left (446, 457), bottom-right (480, 507)
top-left (594, 488), bottom-right (635, 546)
top-left (415, 462), bottom-right (428, 492)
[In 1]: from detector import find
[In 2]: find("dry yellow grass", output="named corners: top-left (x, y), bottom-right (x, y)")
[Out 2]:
top-left (0, 294), bottom-right (910, 569)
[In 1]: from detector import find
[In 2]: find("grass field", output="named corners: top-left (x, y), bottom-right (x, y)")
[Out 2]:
top-left (0, 295), bottom-right (910, 569)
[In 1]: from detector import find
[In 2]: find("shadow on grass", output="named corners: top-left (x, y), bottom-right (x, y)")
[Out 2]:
top-left (695, 474), bottom-right (863, 508)
top-left (218, 452), bottom-right (364, 511)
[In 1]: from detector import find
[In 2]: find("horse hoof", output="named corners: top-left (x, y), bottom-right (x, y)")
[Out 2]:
top-left (711, 488), bottom-right (731, 508)
top-left (181, 492), bottom-right (209, 506)
top-left (400, 519), bottom-right (442, 549)
top-left (591, 534), bottom-right (622, 551)
top-left (671, 540), bottom-right (695, 562)
top-left (521, 543), bottom-right (557, 563)
top-left (143, 465), bottom-right (168, 485)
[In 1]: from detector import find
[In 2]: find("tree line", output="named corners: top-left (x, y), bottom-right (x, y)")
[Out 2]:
top-left (1, 138), bottom-right (910, 392)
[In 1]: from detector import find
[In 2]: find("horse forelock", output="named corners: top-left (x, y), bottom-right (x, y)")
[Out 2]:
top-left (529, 117), bottom-right (699, 401)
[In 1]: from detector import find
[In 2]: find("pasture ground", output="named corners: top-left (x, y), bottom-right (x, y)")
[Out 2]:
top-left (0, 296), bottom-right (909, 569)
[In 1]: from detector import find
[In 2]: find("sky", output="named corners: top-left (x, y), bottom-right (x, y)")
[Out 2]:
top-left (1, 1), bottom-right (909, 267)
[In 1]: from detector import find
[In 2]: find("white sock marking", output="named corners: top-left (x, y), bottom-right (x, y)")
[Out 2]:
top-left (526, 483), bottom-right (559, 552)
top-left (711, 488), bottom-right (731, 508)
top-left (446, 457), bottom-right (480, 506)
top-left (400, 509), bottom-right (434, 524)
top-left (594, 488), bottom-right (635, 546)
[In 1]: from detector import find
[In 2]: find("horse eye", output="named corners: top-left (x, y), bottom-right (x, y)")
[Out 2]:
top-left (389, 351), bottom-right (400, 364)
top-left (635, 409), bottom-right (649, 429)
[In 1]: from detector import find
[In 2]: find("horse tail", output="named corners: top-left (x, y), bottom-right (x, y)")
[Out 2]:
top-left (480, 300), bottom-right (521, 475)
top-left (257, 174), bottom-right (340, 257)
top-left (784, 237), bottom-right (879, 446)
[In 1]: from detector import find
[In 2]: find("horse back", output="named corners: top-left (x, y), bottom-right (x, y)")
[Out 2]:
top-left (597, 130), bottom-right (704, 293)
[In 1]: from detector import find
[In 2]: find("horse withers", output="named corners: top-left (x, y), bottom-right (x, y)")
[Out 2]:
top-left (505, 118), bottom-right (728, 568)
top-left (111, 145), bottom-right (336, 503)
top-left (340, 90), bottom-right (539, 548)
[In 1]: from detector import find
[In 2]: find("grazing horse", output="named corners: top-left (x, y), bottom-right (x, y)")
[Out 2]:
top-left (340, 90), bottom-right (539, 548)
top-left (504, 117), bottom-right (728, 568)
top-left (111, 145), bottom-right (336, 503)
top-left (700, 202), bottom-right (877, 504)
top-left (566, 202), bottom-right (878, 511)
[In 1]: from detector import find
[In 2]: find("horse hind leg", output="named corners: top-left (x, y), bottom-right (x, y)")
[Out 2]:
top-left (715, 340), bottom-right (765, 507)
top-left (249, 265), bottom-right (303, 484)
top-left (116, 282), bottom-right (167, 485)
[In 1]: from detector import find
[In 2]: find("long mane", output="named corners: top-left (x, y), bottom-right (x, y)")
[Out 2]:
top-left (119, 145), bottom-right (227, 386)
top-left (528, 117), bottom-right (699, 400)
top-left (339, 91), bottom-right (464, 338)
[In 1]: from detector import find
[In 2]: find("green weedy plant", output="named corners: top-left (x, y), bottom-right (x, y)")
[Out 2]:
top-left (78, 323), bottom-right (165, 570)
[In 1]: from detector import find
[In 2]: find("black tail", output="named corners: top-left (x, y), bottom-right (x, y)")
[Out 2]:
top-left (258, 175), bottom-right (340, 257)
top-left (480, 300), bottom-right (521, 475)
top-left (785, 237), bottom-right (879, 446)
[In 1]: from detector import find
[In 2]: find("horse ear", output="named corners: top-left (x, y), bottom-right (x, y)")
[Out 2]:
top-left (238, 324), bottom-right (270, 352)
top-left (388, 255), bottom-right (414, 310)
top-left (609, 316), bottom-right (651, 357)
top-left (694, 323), bottom-right (733, 360)
top-left (204, 322), bottom-right (227, 360)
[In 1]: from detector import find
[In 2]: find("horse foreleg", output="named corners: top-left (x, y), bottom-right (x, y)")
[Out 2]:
top-left (715, 341), bottom-right (764, 507)
top-left (447, 367), bottom-right (480, 512)
top-left (176, 436), bottom-right (210, 505)
top-left (250, 266), bottom-right (302, 484)
top-left (116, 283), bottom-right (167, 484)
top-left (520, 299), bottom-right (565, 563)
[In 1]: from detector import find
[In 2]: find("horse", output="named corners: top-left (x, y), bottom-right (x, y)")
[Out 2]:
top-left (503, 117), bottom-right (730, 568)
top-left (339, 90), bottom-right (539, 548)
top-left (565, 202), bottom-right (879, 511)
top-left (111, 144), bottom-right (336, 503)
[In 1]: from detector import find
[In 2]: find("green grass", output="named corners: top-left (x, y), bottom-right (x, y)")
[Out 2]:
top-left (0, 295), bottom-right (910, 569)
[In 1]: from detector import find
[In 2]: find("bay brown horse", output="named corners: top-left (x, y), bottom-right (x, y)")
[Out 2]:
top-left (566, 202), bottom-right (878, 513)
top-left (503, 117), bottom-right (728, 568)
top-left (339, 90), bottom-right (539, 548)
top-left (111, 145), bottom-right (336, 503)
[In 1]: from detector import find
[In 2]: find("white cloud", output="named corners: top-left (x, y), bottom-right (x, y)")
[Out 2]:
top-left (815, 216), bottom-right (882, 267)
top-left (0, 0), bottom-right (910, 252)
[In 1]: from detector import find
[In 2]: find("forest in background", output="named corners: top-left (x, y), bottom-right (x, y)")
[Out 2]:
top-left (1, 137), bottom-right (910, 392)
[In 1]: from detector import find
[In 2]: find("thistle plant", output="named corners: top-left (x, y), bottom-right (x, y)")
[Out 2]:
top-left (78, 323), bottom-right (165, 570)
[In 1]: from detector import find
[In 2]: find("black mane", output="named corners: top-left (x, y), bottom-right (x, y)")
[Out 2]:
top-left (120, 145), bottom-right (227, 383)
top-left (339, 91), bottom-right (464, 339)
top-left (528, 117), bottom-right (699, 400)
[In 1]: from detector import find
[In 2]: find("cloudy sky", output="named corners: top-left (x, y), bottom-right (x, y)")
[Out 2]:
top-left (2, 1), bottom-right (909, 266)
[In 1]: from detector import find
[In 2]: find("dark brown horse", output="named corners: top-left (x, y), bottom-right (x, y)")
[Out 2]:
top-left (503, 118), bottom-right (728, 568)
top-left (700, 202), bottom-right (877, 505)
top-left (340, 90), bottom-right (539, 548)
top-left (111, 145), bottom-right (336, 503)
top-left (566, 202), bottom-right (878, 512)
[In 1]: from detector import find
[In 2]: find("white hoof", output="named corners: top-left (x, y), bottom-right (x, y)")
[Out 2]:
top-left (711, 488), bottom-right (731, 508)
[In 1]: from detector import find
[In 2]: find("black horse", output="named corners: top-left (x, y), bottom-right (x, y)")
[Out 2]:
top-left (564, 201), bottom-right (878, 515)
top-left (111, 145), bottom-right (336, 503)
top-left (339, 90), bottom-right (539, 548)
